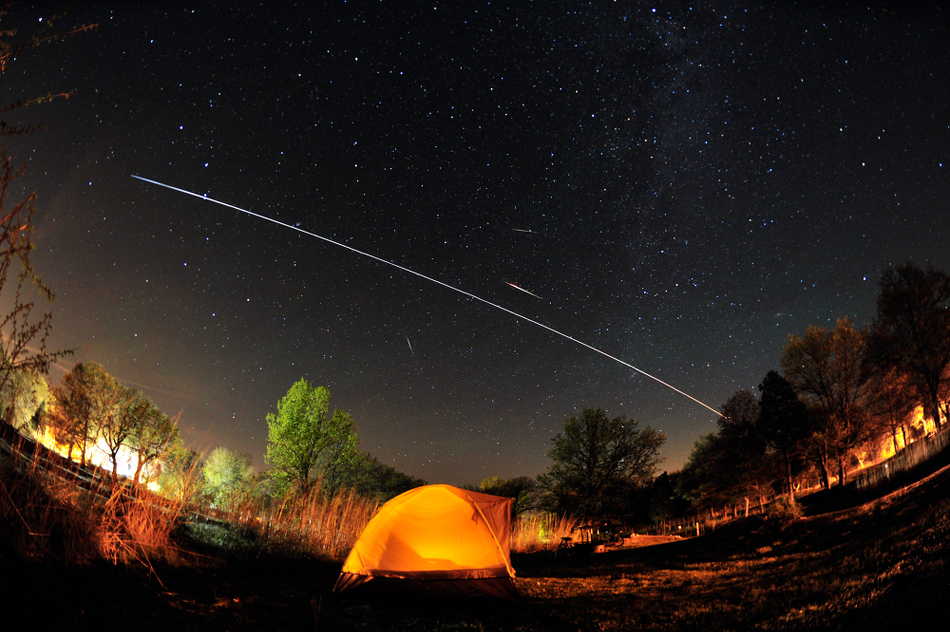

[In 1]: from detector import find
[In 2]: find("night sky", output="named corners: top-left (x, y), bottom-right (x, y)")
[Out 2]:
top-left (2, 2), bottom-right (947, 485)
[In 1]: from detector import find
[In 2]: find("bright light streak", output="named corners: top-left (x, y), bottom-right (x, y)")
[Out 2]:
top-left (506, 282), bottom-right (542, 299)
top-left (131, 175), bottom-right (724, 417)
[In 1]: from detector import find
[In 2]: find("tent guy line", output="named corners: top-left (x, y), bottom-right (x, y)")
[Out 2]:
top-left (130, 174), bottom-right (724, 418)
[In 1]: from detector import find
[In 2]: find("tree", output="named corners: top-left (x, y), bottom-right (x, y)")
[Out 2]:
top-left (50, 362), bottom-right (116, 466)
top-left (97, 383), bottom-right (144, 479)
top-left (782, 318), bottom-right (875, 487)
top-left (678, 433), bottom-right (726, 511)
top-left (265, 379), bottom-right (359, 497)
top-left (0, 365), bottom-right (48, 437)
top-left (868, 262), bottom-right (950, 430)
top-left (866, 366), bottom-right (917, 456)
top-left (158, 445), bottom-right (204, 503)
top-left (758, 370), bottom-right (811, 502)
top-left (647, 471), bottom-right (691, 524)
top-left (203, 447), bottom-right (255, 512)
top-left (342, 452), bottom-right (427, 502)
top-left (478, 476), bottom-right (537, 519)
top-left (0, 13), bottom-right (92, 408)
top-left (130, 405), bottom-right (181, 485)
top-left (537, 408), bottom-right (665, 519)
top-left (677, 391), bottom-right (775, 515)
top-left (715, 390), bottom-right (773, 510)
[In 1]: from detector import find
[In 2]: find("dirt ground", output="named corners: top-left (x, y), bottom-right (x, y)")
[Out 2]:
top-left (3, 468), bottom-right (950, 631)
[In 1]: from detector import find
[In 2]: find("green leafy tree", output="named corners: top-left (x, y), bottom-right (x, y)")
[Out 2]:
top-left (538, 407), bottom-right (665, 519)
top-left (868, 262), bottom-right (950, 430)
top-left (265, 379), bottom-right (359, 497)
top-left (203, 447), bottom-right (255, 512)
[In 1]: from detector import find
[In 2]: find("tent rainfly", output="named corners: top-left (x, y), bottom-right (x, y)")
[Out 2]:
top-left (333, 484), bottom-right (519, 600)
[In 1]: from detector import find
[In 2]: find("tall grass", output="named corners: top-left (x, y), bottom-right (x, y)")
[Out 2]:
top-left (512, 512), bottom-right (578, 553)
top-left (240, 483), bottom-right (379, 561)
top-left (96, 481), bottom-right (185, 566)
top-left (0, 446), bottom-right (187, 566)
top-left (0, 453), bottom-right (99, 563)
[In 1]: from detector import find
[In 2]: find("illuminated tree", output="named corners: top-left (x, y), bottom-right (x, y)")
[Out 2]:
top-left (130, 404), bottom-right (180, 485)
top-left (866, 367), bottom-right (917, 456)
top-left (203, 447), bottom-right (255, 512)
top-left (538, 408), bottom-right (665, 519)
top-left (158, 445), bottom-right (204, 503)
top-left (0, 365), bottom-right (48, 437)
top-left (782, 318), bottom-right (875, 487)
top-left (97, 382), bottom-right (144, 479)
top-left (265, 379), bottom-right (359, 497)
top-left (868, 262), bottom-right (950, 430)
top-left (50, 362), bottom-right (115, 466)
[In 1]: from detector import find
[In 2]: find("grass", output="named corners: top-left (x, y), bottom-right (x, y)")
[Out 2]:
top-left (0, 442), bottom-right (188, 568)
top-left (3, 425), bottom-right (949, 630)
top-left (511, 512), bottom-right (578, 553)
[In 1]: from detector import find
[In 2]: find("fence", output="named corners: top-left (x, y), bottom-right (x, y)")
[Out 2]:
top-left (849, 427), bottom-right (950, 491)
top-left (645, 427), bottom-right (950, 539)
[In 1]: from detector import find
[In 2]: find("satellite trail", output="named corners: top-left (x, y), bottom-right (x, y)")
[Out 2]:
top-left (131, 175), bottom-right (723, 417)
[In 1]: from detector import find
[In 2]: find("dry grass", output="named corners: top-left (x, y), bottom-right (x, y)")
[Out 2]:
top-left (512, 512), bottom-right (578, 553)
top-left (0, 441), bottom-right (187, 569)
top-left (96, 481), bottom-right (184, 566)
top-left (0, 455), bottom-right (99, 563)
top-left (242, 484), bottom-right (379, 560)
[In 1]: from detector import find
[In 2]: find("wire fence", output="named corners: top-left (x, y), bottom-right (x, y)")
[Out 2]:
top-left (849, 427), bottom-right (950, 491)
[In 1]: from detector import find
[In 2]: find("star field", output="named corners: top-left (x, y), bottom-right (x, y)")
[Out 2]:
top-left (2, 1), bottom-right (947, 484)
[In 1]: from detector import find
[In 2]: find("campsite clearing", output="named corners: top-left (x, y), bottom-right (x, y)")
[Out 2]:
top-left (4, 459), bottom-right (948, 632)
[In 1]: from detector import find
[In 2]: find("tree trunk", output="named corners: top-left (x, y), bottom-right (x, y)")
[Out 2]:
top-left (837, 456), bottom-right (846, 487)
top-left (814, 440), bottom-right (831, 489)
top-left (932, 393), bottom-right (942, 429)
top-left (783, 449), bottom-right (795, 503)
top-left (133, 453), bottom-right (145, 485)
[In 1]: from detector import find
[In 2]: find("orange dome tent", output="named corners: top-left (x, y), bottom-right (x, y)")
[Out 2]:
top-left (332, 484), bottom-right (518, 600)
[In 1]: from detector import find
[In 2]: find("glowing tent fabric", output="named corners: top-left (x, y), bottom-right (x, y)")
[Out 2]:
top-left (333, 484), bottom-right (518, 600)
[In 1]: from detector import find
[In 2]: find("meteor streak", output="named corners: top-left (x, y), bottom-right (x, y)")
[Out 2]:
top-left (131, 175), bottom-right (723, 417)
top-left (506, 282), bottom-right (542, 299)
top-left (406, 336), bottom-right (414, 355)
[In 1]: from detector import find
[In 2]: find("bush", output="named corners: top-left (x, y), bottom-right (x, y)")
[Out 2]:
top-left (767, 496), bottom-right (803, 521)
